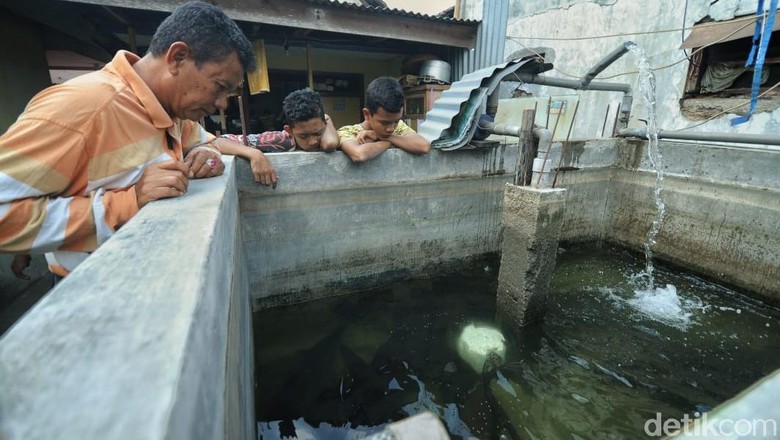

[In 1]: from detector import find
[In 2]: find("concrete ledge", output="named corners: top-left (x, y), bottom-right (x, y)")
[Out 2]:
top-left (0, 158), bottom-right (252, 440)
top-left (671, 369), bottom-right (780, 439)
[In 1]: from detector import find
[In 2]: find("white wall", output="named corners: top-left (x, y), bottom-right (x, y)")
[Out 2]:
top-left (384, 0), bottom-right (454, 15)
top-left (495, 0), bottom-right (779, 142)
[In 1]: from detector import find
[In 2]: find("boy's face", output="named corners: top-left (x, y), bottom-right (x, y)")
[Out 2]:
top-left (284, 117), bottom-right (327, 151)
top-left (364, 107), bottom-right (403, 140)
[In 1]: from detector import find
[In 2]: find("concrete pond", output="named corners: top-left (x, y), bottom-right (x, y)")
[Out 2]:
top-left (0, 135), bottom-right (778, 438)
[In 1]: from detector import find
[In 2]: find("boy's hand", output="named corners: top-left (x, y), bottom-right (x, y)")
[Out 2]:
top-left (357, 130), bottom-right (379, 144)
top-left (249, 149), bottom-right (278, 189)
top-left (11, 254), bottom-right (32, 280)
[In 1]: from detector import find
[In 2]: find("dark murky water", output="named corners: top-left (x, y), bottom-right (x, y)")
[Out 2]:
top-left (253, 246), bottom-right (780, 439)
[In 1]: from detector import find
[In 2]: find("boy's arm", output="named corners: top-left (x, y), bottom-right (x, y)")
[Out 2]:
top-left (215, 138), bottom-right (278, 188)
top-left (387, 132), bottom-right (431, 155)
top-left (386, 120), bottom-right (430, 154)
top-left (337, 124), bottom-right (392, 162)
top-left (339, 138), bottom-right (392, 163)
top-left (320, 114), bottom-right (339, 151)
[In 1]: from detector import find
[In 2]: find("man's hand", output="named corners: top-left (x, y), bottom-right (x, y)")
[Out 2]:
top-left (184, 147), bottom-right (225, 179)
top-left (11, 254), bottom-right (32, 280)
top-left (135, 160), bottom-right (191, 209)
top-left (248, 149), bottom-right (278, 189)
top-left (357, 130), bottom-right (380, 144)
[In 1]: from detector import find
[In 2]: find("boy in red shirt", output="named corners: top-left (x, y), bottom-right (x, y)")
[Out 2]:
top-left (217, 89), bottom-right (338, 187)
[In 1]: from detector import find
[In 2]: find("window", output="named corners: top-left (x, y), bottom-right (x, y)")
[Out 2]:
top-left (681, 14), bottom-right (780, 120)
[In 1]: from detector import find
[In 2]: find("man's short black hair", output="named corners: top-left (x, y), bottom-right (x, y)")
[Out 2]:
top-left (148, 1), bottom-right (256, 72)
top-left (283, 89), bottom-right (325, 126)
top-left (365, 76), bottom-right (405, 115)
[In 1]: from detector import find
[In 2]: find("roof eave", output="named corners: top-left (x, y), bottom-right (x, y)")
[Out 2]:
top-left (58, 0), bottom-right (480, 49)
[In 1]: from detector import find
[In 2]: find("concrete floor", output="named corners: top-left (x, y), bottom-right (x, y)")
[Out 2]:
top-left (0, 276), bottom-right (51, 336)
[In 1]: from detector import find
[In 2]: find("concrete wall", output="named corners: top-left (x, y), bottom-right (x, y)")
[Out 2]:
top-left (0, 159), bottom-right (255, 440)
top-left (238, 146), bottom-right (518, 306)
top-left (498, 0), bottom-right (780, 143)
top-left (605, 142), bottom-right (780, 302)
top-left (550, 139), bottom-right (780, 304)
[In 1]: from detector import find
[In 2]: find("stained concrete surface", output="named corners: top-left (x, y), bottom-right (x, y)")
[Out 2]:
top-left (497, 185), bottom-right (566, 327)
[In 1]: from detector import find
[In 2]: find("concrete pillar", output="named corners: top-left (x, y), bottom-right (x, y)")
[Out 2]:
top-left (496, 184), bottom-right (566, 327)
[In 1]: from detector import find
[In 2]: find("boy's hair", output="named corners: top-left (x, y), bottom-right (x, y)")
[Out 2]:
top-left (365, 76), bottom-right (405, 114)
top-left (283, 89), bottom-right (326, 125)
top-left (148, 1), bottom-right (256, 72)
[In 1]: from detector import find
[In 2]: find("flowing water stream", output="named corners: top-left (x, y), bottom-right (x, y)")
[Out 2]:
top-left (626, 43), bottom-right (666, 291)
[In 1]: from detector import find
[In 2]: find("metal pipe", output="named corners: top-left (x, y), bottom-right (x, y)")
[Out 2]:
top-left (507, 43), bottom-right (634, 134)
top-left (487, 91), bottom-right (500, 117)
top-left (513, 72), bottom-right (631, 93)
top-left (482, 122), bottom-right (553, 150)
top-left (483, 122), bottom-right (554, 188)
top-left (532, 127), bottom-right (552, 152)
top-left (618, 128), bottom-right (780, 146)
top-left (579, 41), bottom-right (634, 89)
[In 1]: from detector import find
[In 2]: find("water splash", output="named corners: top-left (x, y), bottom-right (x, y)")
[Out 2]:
top-left (627, 43), bottom-right (666, 289)
top-left (596, 283), bottom-right (705, 330)
top-left (628, 284), bottom-right (692, 327)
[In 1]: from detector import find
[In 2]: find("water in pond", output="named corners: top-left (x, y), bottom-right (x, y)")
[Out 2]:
top-left (254, 246), bottom-right (780, 439)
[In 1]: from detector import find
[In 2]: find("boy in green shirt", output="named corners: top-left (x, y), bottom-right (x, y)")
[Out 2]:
top-left (338, 76), bottom-right (430, 163)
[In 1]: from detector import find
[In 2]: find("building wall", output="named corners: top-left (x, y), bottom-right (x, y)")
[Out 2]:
top-left (0, 11), bottom-right (51, 133)
top-left (384, 0), bottom-right (454, 15)
top-left (494, 0), bottom-right (779, 142)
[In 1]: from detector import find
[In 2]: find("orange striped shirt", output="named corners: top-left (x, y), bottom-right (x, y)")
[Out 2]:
top-left (0, 50), bottom-right (215, 274)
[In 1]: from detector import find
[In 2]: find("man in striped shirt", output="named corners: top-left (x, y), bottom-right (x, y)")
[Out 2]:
top-left (0, 1), bottom-right (256, 278)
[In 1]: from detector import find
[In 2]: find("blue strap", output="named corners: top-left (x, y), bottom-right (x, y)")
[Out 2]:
top-left (732, 0), bottom-right (778, 125)
top-left (745, 0), bottom-right (766, 66)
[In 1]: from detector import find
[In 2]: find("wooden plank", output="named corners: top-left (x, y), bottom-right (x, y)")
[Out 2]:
top-left (306, 44), bottom-right (313, 90)
top-left (59, 0), bottom-right (479, 48)
top-left (684, 50), bottom-right (704, 95)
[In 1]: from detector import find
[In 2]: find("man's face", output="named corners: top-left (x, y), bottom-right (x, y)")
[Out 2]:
top-left (171, 51), bottom-right (244, 121)
top-left (364, 107), bottom-right (403, 140)
top-left (285, 117), bottom-right (327, 151)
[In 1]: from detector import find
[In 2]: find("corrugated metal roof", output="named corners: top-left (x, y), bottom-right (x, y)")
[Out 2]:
top-left (418, 52), bottom-right (552, 150)
top-left (307, 0), bottom-right (479, 24)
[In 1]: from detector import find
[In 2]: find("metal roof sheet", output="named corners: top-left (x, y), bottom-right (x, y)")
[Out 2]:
top-left (418, 52), bottom-right (553, 150)
top-left (308, 0), bottom-right (479, 24)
